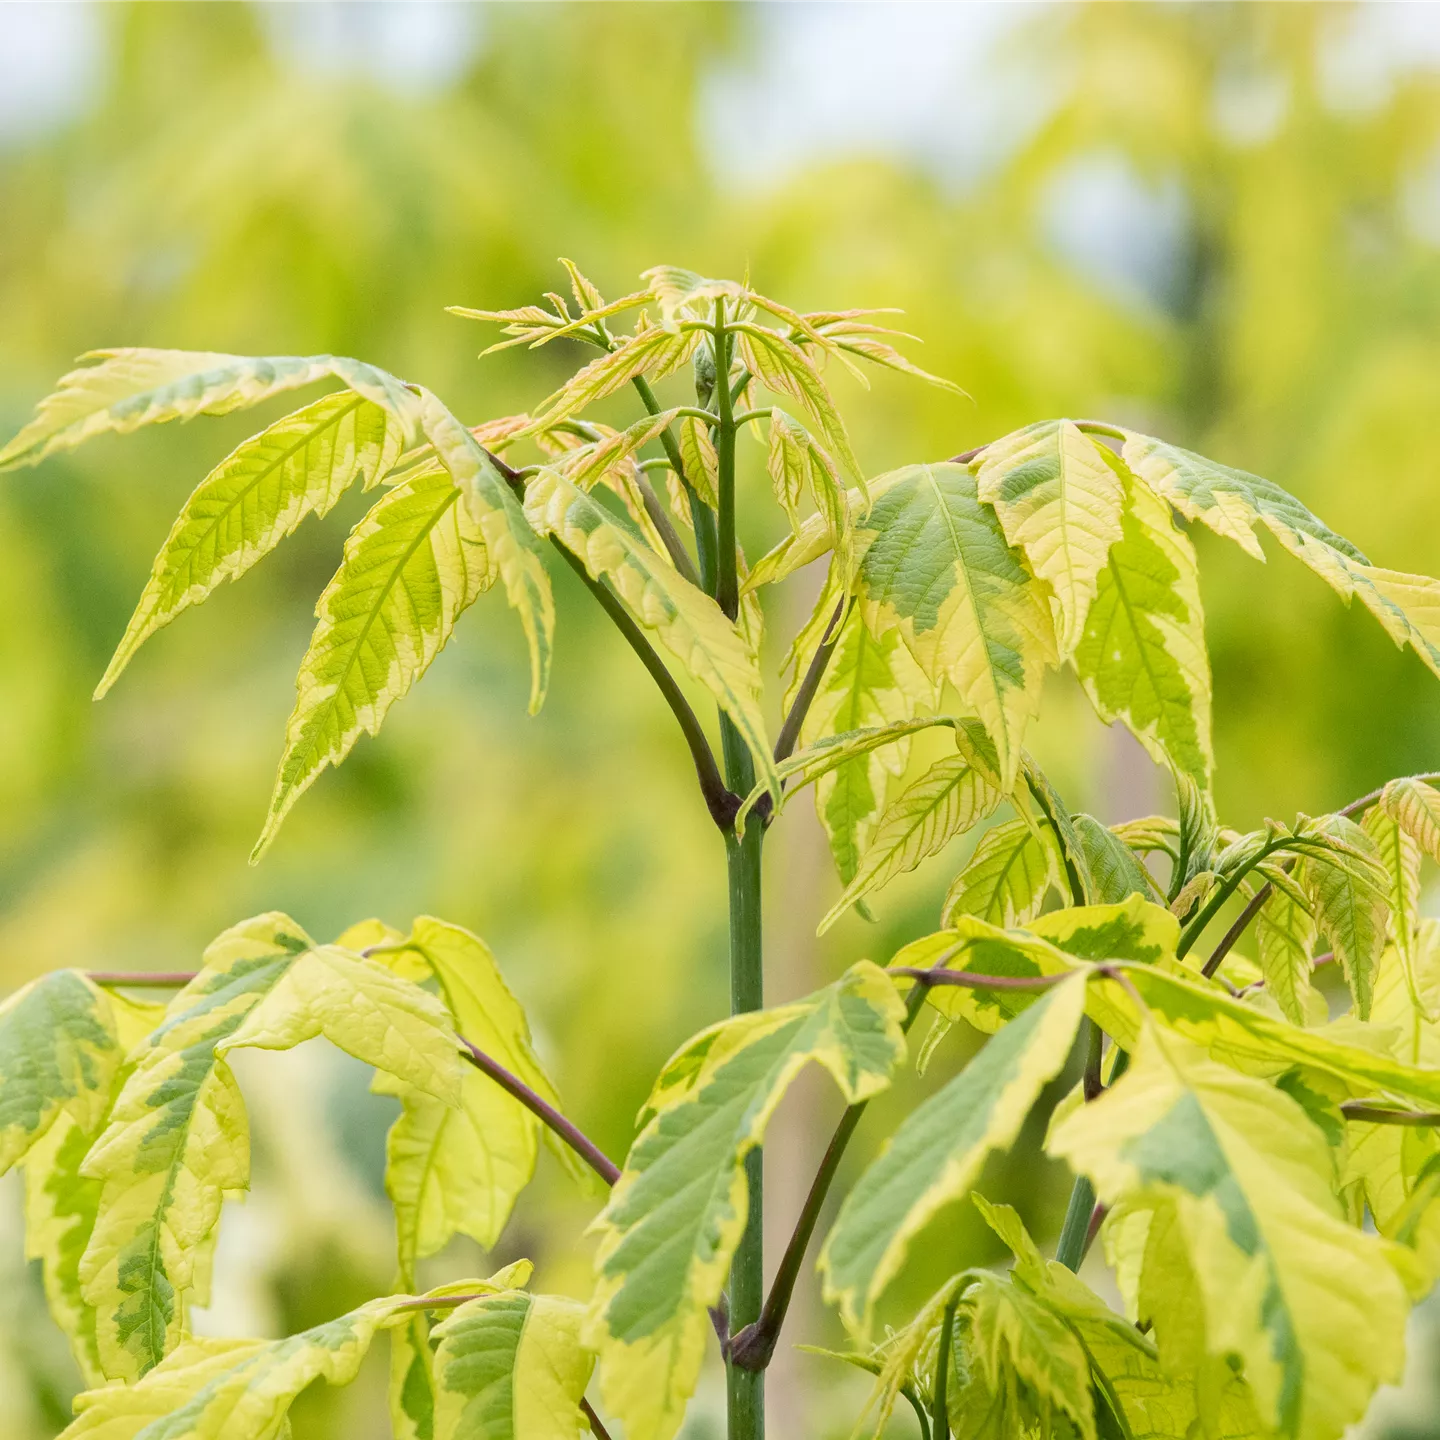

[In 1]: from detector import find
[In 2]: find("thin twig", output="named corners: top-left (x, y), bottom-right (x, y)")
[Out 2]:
top-left (581, 1398), bottom-right (614, 1440)
top-left (890, 965), bottom-right (1071, 992)
top-left (772, 600), bottom-right (847, 766)
top-left (459, 1038), bottom-right (620, 1185)
top-left (1341, 1101), bottom-right (1440, 1126)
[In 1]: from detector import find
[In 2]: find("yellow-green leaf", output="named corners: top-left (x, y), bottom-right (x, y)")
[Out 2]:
top-left (524, 467), bottom-right (777, 799)
top-left (821, 974), bottom-right (1088, 1337)
top-left (78, 913), bottom-right (461, 1380)
top-left (372, 917), bottom-right (570, 1281)
top-left (1377, 776), bottom-right (1440, 862)
top-left (586, 962), bottom-right (906, 1440)
top-left (59, 1291), bottom-right (436, 1439)
top-left (96, 391), bottom-right (407, 698)
top-left (1073, 458), bottom-right (1213, 791)
top-left (976, 421), bottom-right (1125, 657)
top-left (432, 1290), bottom-right (594, 1440)
top-left (0, 970), bottom-right (127, 1174)
top-left (529, 325), bottom-right (698, 433)
top-left (254, 464), bottom-right (494, 861)
top-left (855, 463), bottom-right (1057, 787)
top-left (1254, 889), bottom-right (1318, 1027)
top-left (1050, 1026), bottom-right (1410, 1440)
top-left (818, 749), bottom-right (1005, 933)
top-left (941, 818), bottom-right (1061, 929)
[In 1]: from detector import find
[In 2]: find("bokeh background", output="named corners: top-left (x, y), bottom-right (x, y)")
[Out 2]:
top-left (3, 3), bottom-right (1440, 1435)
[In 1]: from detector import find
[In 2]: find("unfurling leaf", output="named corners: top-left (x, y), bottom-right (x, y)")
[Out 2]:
top-left (855, 463), bottom-right (1056, 787)
top-left (79, 913), bottom-right (461, 1380)
top-left (1050, 1027), bottom-right (1410, 1440)
top-left (96, 391), bottom-right (407, 698)
top-left (529, 325), bottom-right (699, 432)
top-left (941, 818), bottom-right (1060, 928)
top-left (0, 349), bottom-right (418, 471)
top-left (372, 917), bottom-right (571, 1282)
top-left (1073, 459), bottom-right (1213, 791)
top-left (820, 974), bottom-right (1088, 1336)
top-left (524, 467), bottom-right (778, 798)
top-left (1377, 776), bottom-right (1440, 863)
top-left (586, 963), bottom-right (905, 1440)
top-left (976, 420), bottom-right (1124, 658)
top-left (818, 749), bottom-right (1005, 933)
top-left (432, 1290), bottom-right (594, 1440)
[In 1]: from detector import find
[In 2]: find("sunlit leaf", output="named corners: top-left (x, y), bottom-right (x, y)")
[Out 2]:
top-left (1253, 889), bottom-right (1318, 1026)
top-left (96, 391), bottom-right (407, 698)
top-left (1073, 458), bottom-right (1213, 791)
top-left (854, 463), bottom-right (1056, 787)
top-left (820, 973), bottom-right (1088, 1336)
top-left (78, 913), bottom-right (461, 1380)
top-left (587, 962), bottom-right (905, 1440)
top-left (941, 818), bottom-right (1061, 929)
top-left (432, 1290), bottom-right (593, 1440)
top-left (818, 749), bottom-right (1005, 933)
top-left (1050, 1026), bottom-right (1410, 1440)
top-left (529, 325), bottom-right (699, 432)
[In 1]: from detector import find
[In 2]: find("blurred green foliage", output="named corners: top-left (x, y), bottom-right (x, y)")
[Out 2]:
top-left (2, 4), bottom-right (1439, 1435)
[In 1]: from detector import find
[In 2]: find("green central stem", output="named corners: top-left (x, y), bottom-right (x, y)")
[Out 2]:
top-left (714, 298), bottom-right (765, 1440)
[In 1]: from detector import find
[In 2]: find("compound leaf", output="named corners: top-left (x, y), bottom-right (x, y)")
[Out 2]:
top-left (96, 391), bottom-right (406, 697)
top-left (820, 973), bottom-right (1088, 1337)
top-left (432, 1290), bottom-right (594, 1440)
top-left (1049, 1027), bottom-right (1410, 1440)
top-left (586, 962), bottom-right (905, 1440)
top-left (78, 913), bottom-right (461, 1380)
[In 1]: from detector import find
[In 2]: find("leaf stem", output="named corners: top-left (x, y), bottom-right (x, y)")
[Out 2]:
top-left (714, 302), bottom-right (741, 622)
top-left (458, 1037), bottom-right (621, 1186)
top-left (1055, 1176), bottom-right (1097, 1273)
top-left (632, 374), bottom-right (719, 595)
top-left (1340, 1101), bottom-right (1440, 1126)
top-left (1201, 771), bottom-right (1440, 977)
top-left (932, 1298), bottom-right (959, 1440)
top-left (581, 1399), bottom-right (614, 1440)
top-left (771, 600), bottom-right (846, 767)
top-left (889, 965), bottom-right (1071, 992)
top-left (729, 982), bottom-right (932, 1373)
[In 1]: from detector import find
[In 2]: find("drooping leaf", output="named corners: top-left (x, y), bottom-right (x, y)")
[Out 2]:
top-left (586, 963), bottom-right (906, 1440)
top-left (79, 913), bottom-right (461, 1380)
top-left (58, 1289), bottom-right (463, 1440)
top-left (21, 993), bottom-right (164, 1388)
top-left (941, 818), bottom-right (1060, 929)
top-left (524, 467), bottom-right (778, 798)
top-left (821, 974), bottom-right (1088, 1336)
top-left (96, 392), bottom-right (407, 697)
top-left (1073, 459), bottom-right (1213, 791)
top-left (976, 421), bottom-right (1125, 658)
top-left (372, 917), bottom-right (572, 1281)
top-left (1123, 433), bottom-right (1440, 683)
top-left (1049, 1026), bottom-right (1410, 1440)
top-left (1363, 804), bottom-right (1424, 1013)
top-left (0, 970), bottom-right (127, 1174)
top-left (765, 408), bottom-right (850, 568)
top-left (1253, 889), bottom-right (1319, 1027)
top-left (417, 391), bottom-right (555, 714)
top-left (818, 750), bottom-right (1005, 933)
top-left (254, 466), bottom-right (493, 859)
top-left (1293, 814), bottom-right (1390, 1019)
top-left (1071, 814), bottom-right (1163, 905)
top-left (676, 415), bottom-right (719, 510)
top-left (389, 1312), bottom-right (437, 1440)
top-left (432, 1290), bottom-right (594, 1440)
top-left (854, 463), bottom-right (1056, 786)
top-left (1376, 777), bottom-right (1440, 863)
top-left (0, 350), bottom-right (418, 471)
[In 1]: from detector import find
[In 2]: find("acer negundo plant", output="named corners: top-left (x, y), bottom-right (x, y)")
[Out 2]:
top-left (5, 262), bottom-right (1440, 1440)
